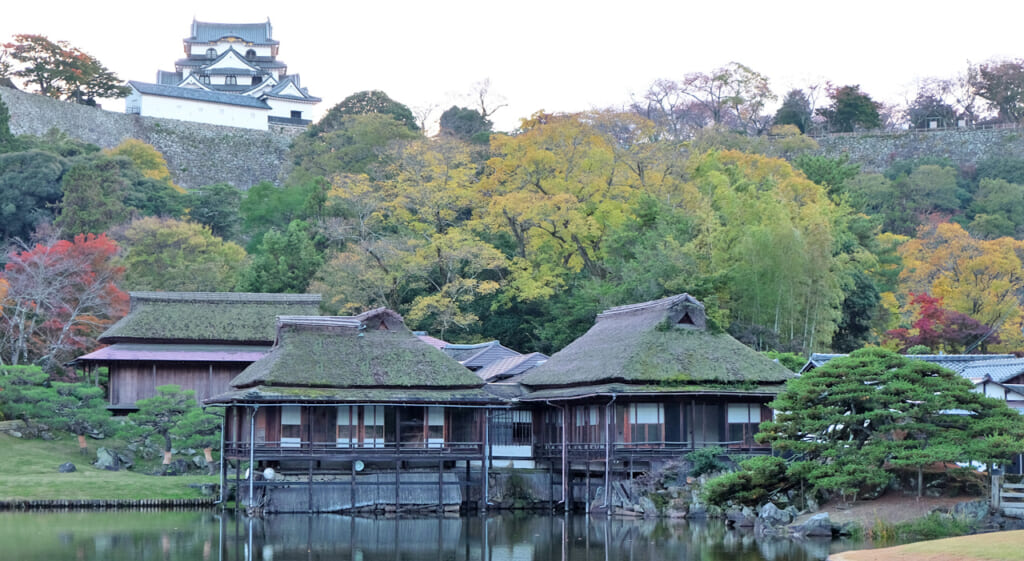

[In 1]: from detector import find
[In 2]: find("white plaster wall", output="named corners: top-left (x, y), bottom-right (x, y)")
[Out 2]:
top-left (139, 95), bottom-right (268, 130)
top-left (267, 98), bottom-right (316, 120)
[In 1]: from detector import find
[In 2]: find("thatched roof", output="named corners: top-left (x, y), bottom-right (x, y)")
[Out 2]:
top-left (226, 312), bottom-right (490, 393)
top-left (518, 294), bottom-right (794, 389)
top-left (100, 292), bottom-right (322, 345)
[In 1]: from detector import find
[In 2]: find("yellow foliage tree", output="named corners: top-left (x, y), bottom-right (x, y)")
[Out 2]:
top-left (105, 139), bottom-right (185, 193)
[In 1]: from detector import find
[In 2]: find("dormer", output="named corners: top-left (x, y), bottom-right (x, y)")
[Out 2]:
top-left (666, 296), bottom-right (706, 330)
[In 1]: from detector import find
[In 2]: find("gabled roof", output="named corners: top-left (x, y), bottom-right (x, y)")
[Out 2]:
top-left (413, 331), bottom-right (449, 350)
top-left (476, 352), bottom-right (548, 382)
top-left (129, 81), bottom-right (271, 109)
top-left (262, 76), bottom-right (321, 102)
top-left (199, 47), bottom-right (262, 75)
top-left (100, 292), bottom-right (322, 345)
top-left (960, 358), bottom-right (1024, 383)
top-left (225, 314), bottom-right (491, 394)
top-left (519, 294), bottom-right (794, 389)
top-left (443, 341), bottom-right (521, 369)
top-left (187, 20), bottom-right (278, 45)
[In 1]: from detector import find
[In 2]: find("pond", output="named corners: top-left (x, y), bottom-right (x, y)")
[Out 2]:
top-left (0, 510), bottom-right (869, 561)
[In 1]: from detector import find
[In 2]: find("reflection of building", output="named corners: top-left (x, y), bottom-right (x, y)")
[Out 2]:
top-left (125, 19), bottom-right (320, 130)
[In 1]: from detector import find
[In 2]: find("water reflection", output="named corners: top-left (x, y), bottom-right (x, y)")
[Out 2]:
top-left (0, 511), bottom-right (860, 561)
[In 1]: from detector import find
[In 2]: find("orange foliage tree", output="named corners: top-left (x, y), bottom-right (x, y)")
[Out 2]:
top-left (0, 233), bottom-right (128, 370)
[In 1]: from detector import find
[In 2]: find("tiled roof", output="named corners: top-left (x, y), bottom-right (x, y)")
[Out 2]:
top-left (961, 358), bottom-right (1024, 383)
top-left (263, 76), bottom-right (321, 102)
top-left (413, 332), bottom-right (449, 350)
top-left (130, 81), bottom-right (271, 109)
top-left (442, 341), bottom-right (521, 369)
top-left (75, 343), bottom-right (268, 363)
top-left (188, 20), bottom-right (278, 45)
top-left (803, 353), bottom-right (1018, 376)
top-left (476, 353), bottom-right (548, 382)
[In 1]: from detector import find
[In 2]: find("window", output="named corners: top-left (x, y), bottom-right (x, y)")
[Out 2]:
top-left (626, 403), bottom-right (663, 447)
top-left (245, 49), bottom-right (256, 60)
top-left (337, 405), bottom-right (385, 448)
top-left (427, 406), bottom-right (444, 448)
top-left (252, 76), bottom-right (262, 86)
top-left (727, 403), bottom-right (765, 447)
top-left (225, 76), bottom-right (237, 85)
top-left (572, 405), bottom-right (601, 443)
top-left (491, 410), bottom-right (532, 446)
top-left (290, 110), bottom-right (302, 120)
top-left (281, 406), bottom-right (301, 448)
top-left (199, 75), bottom-right (210, 85)
top-left (206, 48), bottom-right (216, 59)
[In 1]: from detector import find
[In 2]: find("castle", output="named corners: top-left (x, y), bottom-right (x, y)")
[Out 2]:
top-left (124, 19), bottom-right (320, 130)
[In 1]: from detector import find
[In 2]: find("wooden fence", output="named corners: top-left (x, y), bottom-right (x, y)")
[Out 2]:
top-left (991, 475), bottom-right (1024, 518)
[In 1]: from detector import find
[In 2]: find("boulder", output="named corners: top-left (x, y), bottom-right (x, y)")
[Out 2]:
top-left (166, 459), bottom-right (192, 475)
top-left (726, 506), bottom-right (756, 527)
top-left (791, 512), bottom-right (833, 537)
top-left (58, 462), bottom-right (76, 473)
top-left (639, 496), bottom-right (659, 518)
top-left (952, 499), bottom-right (990, 522)
top-left (94, 447), bottom-right (121, 471)
top-left (759, 502), bottom-right (792, 526)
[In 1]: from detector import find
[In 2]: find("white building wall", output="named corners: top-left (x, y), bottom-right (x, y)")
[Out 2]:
top-left (139, 95), bottom-right (268, 130)
top-left (267, 99), bottom-right (315, 121)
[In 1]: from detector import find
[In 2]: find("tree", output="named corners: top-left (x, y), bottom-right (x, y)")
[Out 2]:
top-left (238, 220), bottom-right (323, 293)
top-left (773, 89), bottom-right (813, 133)
top-left (968, 178), bottom-right (1024, 239)
top-left (105, 139), bottom-right (184, 193)
top-left (438, 105), bottom-right (492, 143)
top-left (120, 385), bottom-right (199, 474)
top-left (0, 149), bottom-right (68, 242)
top-left (676, 62), bottom-right (777, 134)
top-left (10, 380), bottom-right (112, 454)
top-left (308, 90), bottom-right (419, 136)
top-left (759, 348), bottom-right (1024, 499)
top-left (792, 154), bottom-right (860, 199)
top-left (884, 293), bottom-right (999, 353)
top-left (904, 92), bottom-right (958, 129)
top-left (118, 217), bottom-right (247, 292)
top-left (3, 34), bottom-right (130, 105)
top-left (188, 183), bottom-right (243, 240)
top-left (0, 97), bottom-right (13, 149)
top-left (897, 222), bottom-right (1024, 351)
top-left (290, 113), bottom-right (422, 180)
top-left (171, 406), bottom-right (222, 474)
top-left (816, 85), bottom-right (881, 132)
top-left (0, 233), bottom-right (128, 369)
top-left (970, 59), bottom-right (1024, 123)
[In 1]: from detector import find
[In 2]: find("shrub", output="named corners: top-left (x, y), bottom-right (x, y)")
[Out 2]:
top-left (702, 455), bottom-right (788, 506)
top-left (686, 446), bottom-right (728, 477)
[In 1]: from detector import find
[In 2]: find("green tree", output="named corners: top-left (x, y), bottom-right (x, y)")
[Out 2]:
top-left (816, 85), bottom-right (882, 132)
top-left (439, 105), bottom-right (492, 143)
top-left (16, 381), bottom-right (111, 454)
top-left (968, 178), bottom-right (1024, 239)
top-left (290, 113), bottom-right (421, 179)
top-left (793, 154), bottom-right (860, 199)
top-left (238, 219), bottom-right (323, 293)
top-left (773, 89), bottom-right (813, 133)
top-left (759, 348), bottom-right (1024, 499)
top-left (0, 149), bottom-right (68, 241)
top-left (3, 34), bottom-right (130, 105)
top-left (905, 92), bottom-right (958, 129)
top-left (188, 182), bottom-right (243, 240)
top-left (118, 217), bottom-right (247, 292)
top-left (120, 385), bottom-right (199, 474)
top-left (171, 406), bottom-right (222, 474)
top-left (105, 139), bottom-right (184, 193)
top-left (308, 90), bottom-right (419, 135)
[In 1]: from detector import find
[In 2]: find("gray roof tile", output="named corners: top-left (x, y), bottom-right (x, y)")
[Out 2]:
top-left (130, 81), bottom-right (271, 109)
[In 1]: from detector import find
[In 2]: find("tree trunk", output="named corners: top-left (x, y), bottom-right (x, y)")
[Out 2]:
top-left (203, 447), bottom-right (215, 476)
top-left (918, 466), bottom-right (924, 498)
top-left (77, 434), bottom-right (88, 456)
top-left (162, 450), bottom-right (172, 475)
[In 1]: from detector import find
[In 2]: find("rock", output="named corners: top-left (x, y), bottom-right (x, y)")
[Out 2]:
top-left (759, 502), bottom-right (792, 526)
top-left (726, 507), bottom-right (756, 527)
top-left (687, 502), bottom-right (708, 519)
top-left (94, 447), bottom-right (121, 471)
top-left (8, 431), bottom-right (22, 438)
top-left (166, 459), bottom-right (192, 475)
top-left (952, 499), bottom-right (990, 522)
top-left (639, 496), bottom-right (658, 518)
top-left (805, 496), bottom-right (820, 513)
top-left (791, 512), bottom-right (833, 537)
top-left (784, 505), bottom-right (800, 520)
top-left (57, 462), bottom-right (76, 473)
top-left (192, 455), bottom-right (208, 469)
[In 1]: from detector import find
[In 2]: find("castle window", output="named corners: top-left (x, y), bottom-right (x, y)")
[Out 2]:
top-left (206, 48), bottom-right (216, 58)
top-left (291, 110), bottom-right (302, 119)
top-left (225, 76), bottom-right (237, 85)
top-left (199, 75), bottom-right (210, 85)
top-left (246, 49), bottom-right (256, 60)
top-left (251, 76), bottom-right (262, 86)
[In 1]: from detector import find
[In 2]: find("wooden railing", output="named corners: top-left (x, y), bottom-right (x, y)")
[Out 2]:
top-left (993, 475), bottom-right (1024, 516)
top-left (533, 440), bottom-right (772, 459)
top-left (223, 439), bottom-right (484, 458)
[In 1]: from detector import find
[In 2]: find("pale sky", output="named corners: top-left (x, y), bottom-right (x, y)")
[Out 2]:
top-left (3, 1), bottom-right (1023, 132)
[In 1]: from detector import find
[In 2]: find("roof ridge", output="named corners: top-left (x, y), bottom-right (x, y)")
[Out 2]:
top-left (277, 316), bottom-right (361, 329)
top-left (131, 291), bottom-right (321, 305)
top-left (597, 293), bottom-right (702, 320)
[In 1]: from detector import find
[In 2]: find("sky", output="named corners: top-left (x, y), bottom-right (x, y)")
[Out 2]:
top-left (3, 1), bottom-right (1024, 132)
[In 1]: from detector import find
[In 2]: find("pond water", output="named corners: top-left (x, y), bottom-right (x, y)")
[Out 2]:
top-left (0, 510), bottom-right (870, 561)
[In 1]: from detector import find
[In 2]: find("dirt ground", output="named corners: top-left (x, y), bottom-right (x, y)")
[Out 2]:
top-left (796, 493), bottom-right (973, 528)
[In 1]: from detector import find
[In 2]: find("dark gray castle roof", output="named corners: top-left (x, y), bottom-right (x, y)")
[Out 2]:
top-left (129, 81), bottom-right (271, 109)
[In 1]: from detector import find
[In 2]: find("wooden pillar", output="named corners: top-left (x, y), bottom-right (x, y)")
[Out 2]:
top-left (438, 459), bottom-right (444, 512)
top-left (308, 459), bottom-right (314, 513)
top-left (351, 460), bottom-right (356, 511)
top-left (396, 460), bottom-right (402, 511)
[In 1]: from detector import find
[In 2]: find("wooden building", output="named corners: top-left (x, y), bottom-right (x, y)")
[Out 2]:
top-left (205, 309), bottom-right (503, 513)
top-left (74, 292), bottom-right (321, 412)
top-left (516, 294), bottom-right (795, 505)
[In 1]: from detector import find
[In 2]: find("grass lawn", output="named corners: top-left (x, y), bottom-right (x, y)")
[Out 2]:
top-left (0, 432), bottom-right (219, 501)
top-left (832, 530), bottom-right (1024, 561)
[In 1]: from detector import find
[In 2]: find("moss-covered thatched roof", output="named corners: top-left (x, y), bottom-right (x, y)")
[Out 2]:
top-left (100, 292), bottom-right (322, 344)
top-left (519, 294), bottom-right (794, 389)
top-left (206, 385), bottom-right (499, 405)
top-left (227, 313), bottom-right (488, 391)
